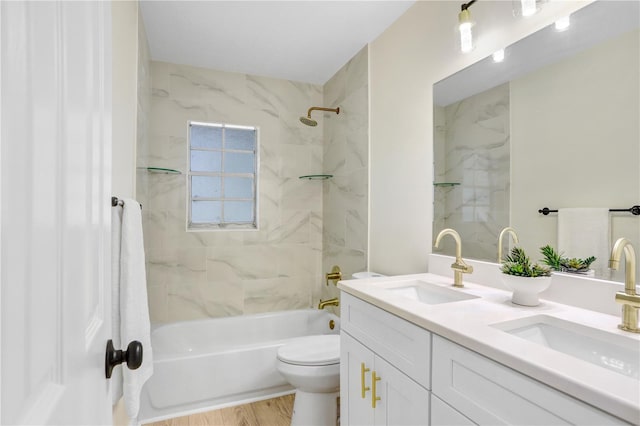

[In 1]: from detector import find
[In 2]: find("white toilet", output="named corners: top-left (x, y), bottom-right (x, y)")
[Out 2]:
top-left (276, 334), bottom-right (340, 426)
top-left (276, 272), bottom-right (384, 426)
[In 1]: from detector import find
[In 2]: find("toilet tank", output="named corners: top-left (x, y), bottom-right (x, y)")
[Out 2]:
top-left (351, 271), bottom-right (385, 279)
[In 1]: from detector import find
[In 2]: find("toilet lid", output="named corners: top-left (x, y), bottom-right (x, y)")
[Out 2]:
top-left (277, 335), bottom-right (340, 366)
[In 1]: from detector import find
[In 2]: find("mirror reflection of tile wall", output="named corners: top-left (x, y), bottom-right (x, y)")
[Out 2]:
top-left (434, 83), bottom-right (510, 260)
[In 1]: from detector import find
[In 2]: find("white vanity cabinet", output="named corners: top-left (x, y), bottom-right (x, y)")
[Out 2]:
top-left (339, 292), bottom-right (632, 426)
top-left (340, 293), bottom-right (431, 426)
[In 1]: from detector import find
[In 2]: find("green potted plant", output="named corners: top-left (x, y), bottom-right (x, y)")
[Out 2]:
top-left (500, 247), bottom-right (552, 306)
top-left (540, 245), bottom-right (596, 274)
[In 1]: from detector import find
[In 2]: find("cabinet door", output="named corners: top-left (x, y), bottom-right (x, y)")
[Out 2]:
top-left (341, 332), bottom-right (375, 426)
top-left (431, 394), bottom-right (476, 426)
top-left (374, 355), bottom-right (430, 426)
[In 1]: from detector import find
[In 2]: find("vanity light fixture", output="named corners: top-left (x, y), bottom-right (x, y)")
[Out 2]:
top-left (555, 16), bottom-right (571, 31)
top-left (513, 0), bottom-right (546, 18)
top-left (492, 49), bottom-right (505, 63)
top-left (459, 0), bottom-right (476, 53)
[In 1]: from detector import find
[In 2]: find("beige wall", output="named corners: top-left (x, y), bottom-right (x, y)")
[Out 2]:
top-left (111, 1), bottom-right (139, 199)
top-left (369, 0), bottom-right (592, 275)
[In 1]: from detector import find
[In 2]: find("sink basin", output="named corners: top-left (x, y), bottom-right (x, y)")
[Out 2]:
top-left (385, 280), bottom-right (478, 305)
top-left (493, 315), bottom-right (640, 380)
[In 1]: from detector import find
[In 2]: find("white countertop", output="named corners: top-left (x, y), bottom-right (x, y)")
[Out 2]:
top-left (337, 273), bottom-right (640, 424)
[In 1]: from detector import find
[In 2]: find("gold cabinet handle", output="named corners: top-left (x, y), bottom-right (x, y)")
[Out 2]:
top-left (372, 370), bottom-right (381, 408)
top-left (360, 362), bottom-right (370, 398)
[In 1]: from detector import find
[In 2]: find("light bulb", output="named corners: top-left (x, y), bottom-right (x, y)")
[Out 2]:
top-left (492, 49), bottom-right (505, 63)
top-left (460, 23), bottom-right (473, 53)
top-left (521, 0), bottom-right (537, 17)
top-left (458, 9), bottom-right (474, 53)
top-left (555, 16), bottom-right (570, 31)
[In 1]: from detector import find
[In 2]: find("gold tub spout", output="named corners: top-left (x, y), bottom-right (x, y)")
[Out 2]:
top-left (318, 298), bottom-right (339, 309)
top-left (434, 228), bottom-right (473, 287)
top-left (609, 238), bottom-right (640, 333)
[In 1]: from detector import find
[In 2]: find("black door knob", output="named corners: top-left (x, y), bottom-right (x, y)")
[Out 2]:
top-left (105, 339), bottom-right (143, 379)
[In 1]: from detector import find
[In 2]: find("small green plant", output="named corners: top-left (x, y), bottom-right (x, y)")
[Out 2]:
top-left (501, 247), bottom-right (551, 278)
top-left (540, 245), bottom-right (596, 273)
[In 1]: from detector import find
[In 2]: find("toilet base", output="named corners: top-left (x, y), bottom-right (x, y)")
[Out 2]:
top-left (291, 389), bottom-right (339, 426)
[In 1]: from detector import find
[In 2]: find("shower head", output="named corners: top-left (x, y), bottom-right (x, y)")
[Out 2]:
top-left (299, 116), bottom-right (318, 127)
top-left (300, 106), bottom-right (340, 127)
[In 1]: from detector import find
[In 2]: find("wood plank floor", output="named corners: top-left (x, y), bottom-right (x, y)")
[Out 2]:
top-left (144, 394), bottom-right (295, 426)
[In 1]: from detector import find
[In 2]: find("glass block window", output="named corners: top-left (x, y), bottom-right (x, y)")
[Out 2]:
top-left (188, 121), bottom-right (258, 229)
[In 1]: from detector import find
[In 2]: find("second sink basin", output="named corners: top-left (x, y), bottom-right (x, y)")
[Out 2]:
top-left (385, 280), bottom-right (479, 305)
top-left (493, 315), bottom-right (639, 380)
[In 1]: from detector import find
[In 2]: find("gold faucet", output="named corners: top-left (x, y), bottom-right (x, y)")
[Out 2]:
top-left (609, 238), bottom-right (640, 333)
top-left (498, 227), bottom-right (519, 263)
top-left (318, 298), bottom-right (339, 309)
top-left (434, 228), bottom-right (473, 287)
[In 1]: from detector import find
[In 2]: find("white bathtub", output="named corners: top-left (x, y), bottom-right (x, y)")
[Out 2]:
top-left (137, 309), bottom-right (340, 423)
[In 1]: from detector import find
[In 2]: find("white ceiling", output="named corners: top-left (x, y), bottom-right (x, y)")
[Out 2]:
top-left (139, 1), bottom-right (415, 85)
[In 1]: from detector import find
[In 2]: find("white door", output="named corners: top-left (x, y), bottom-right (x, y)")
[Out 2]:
top-left (1, 1), bottom-right (112, 424)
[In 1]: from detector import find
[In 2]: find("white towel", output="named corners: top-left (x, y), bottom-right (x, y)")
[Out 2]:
top-left (557, 208), bottom-right (610, 276)
top-left (112, 199), bottom-right (154, 422)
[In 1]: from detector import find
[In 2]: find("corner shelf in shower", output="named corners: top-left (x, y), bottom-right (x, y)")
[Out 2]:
top-left (299, 174), bottom-right (333, 180)
top-left (138, 167), bottom-right (182, 175)
top-left (433, 182), bottom-right (460, 187)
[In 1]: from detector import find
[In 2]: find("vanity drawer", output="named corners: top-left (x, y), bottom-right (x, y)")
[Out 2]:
top-left (432, 336), bottom-right (629, 425)
top-left (340, 292), bottom-right (431, 389)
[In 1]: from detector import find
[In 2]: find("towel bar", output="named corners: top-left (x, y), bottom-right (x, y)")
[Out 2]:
top-left (111, 196), bottom-right (142, 210)
top-left (538, 206), bottom-right (640, 216)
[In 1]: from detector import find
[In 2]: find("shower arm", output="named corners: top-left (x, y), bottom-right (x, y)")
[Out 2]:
top-left (306, 106), bottom-right (340, 117)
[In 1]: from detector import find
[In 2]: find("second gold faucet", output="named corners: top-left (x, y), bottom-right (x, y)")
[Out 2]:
top-left (434, 228), bottom-right (473, 287)
top-left (498, 227), bottom-right (519, 263)
top-left (609, 237), bottom-right (640, 333)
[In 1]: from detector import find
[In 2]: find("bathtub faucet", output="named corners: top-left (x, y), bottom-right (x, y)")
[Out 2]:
top-left (318, 298), bottom-right (339, 309)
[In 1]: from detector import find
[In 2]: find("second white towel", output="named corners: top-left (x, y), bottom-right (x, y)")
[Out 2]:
top-left (557, 208), bottom-right (610, 276)
top-left (112, 198), bottom-right (154, 423)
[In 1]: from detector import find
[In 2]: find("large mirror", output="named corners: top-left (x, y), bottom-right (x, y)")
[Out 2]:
top-left (433, 0), bottom-right (640, 282)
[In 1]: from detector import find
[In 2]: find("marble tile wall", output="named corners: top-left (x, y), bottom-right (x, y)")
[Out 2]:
top-left (321, 47), bottom-right (369, 308)
top-left (433, 83), bottom-right (510, 261)
top-left (139, 61), bottom-right (324, 322)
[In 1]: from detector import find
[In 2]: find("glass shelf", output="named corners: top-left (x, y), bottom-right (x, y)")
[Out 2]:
top-left (433, 182), bottom-right (460, 187)
top-left (299, 174), bottom-right (333, 180)
top-left (139, 167), bottom-right (182, 175)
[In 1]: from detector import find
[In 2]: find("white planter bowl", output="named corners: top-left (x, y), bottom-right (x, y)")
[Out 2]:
top-left (500, 274), bottom-right (552, 306)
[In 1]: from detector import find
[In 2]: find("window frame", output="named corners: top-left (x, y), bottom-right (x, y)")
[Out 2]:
top-left (187, 121), bottom-right (259, 231)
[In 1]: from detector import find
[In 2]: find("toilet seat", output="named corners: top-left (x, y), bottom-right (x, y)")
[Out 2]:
top-left (277, 335), bottom-right (340, 366)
